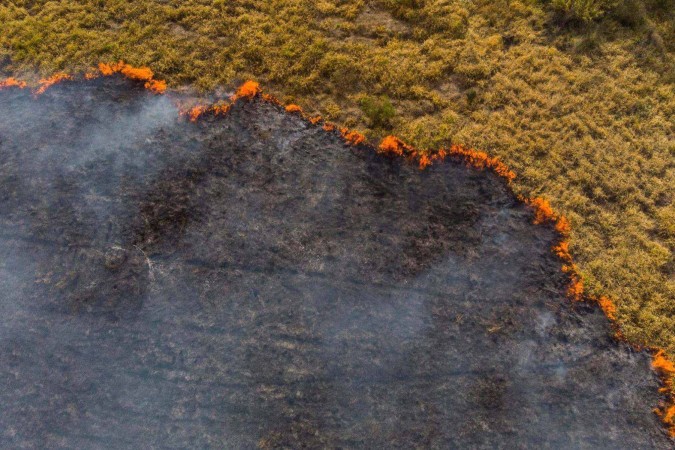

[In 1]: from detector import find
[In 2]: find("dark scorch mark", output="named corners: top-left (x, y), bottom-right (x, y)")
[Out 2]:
top-left (0, 77), bottom-right (671, 448)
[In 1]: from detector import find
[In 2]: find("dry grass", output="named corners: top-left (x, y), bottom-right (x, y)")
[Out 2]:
top-left (0, 0), bottom-right (673, 355)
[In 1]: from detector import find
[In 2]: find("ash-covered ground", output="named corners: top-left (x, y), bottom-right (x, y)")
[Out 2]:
top-left (0, 77), bottom-right (670, 448)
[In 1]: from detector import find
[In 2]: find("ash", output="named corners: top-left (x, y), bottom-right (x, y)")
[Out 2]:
top-left (0, 77), bottom-right (670, 448)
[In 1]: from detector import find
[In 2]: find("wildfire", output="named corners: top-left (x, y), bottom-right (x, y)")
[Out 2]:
top-left (566, 272), bottom-right (585, 301)
top-left (145, 79), bottom-right (167, 94)
top-left (188, 105), bottom-right (208, 122)
top-left (444, 144), bottom-right (517, 182)
top-left (285, 104), bottom-right (303, 114)
top-left (0, 77), bottom-right (27, 90)
top-left (652, 350), bottom-right (675, 436)
top-left (120, 65), bottom-right (153, 81)
top-left (340, 128), bottom-right (367, 146)
top-left (419, 154), bottom-right (432, 169)
top-left (236, 80), bottom-right (261, 98)
top-left (262, 93), bottom-right (281, 106)
top-left (1, 61), bottom-right (167, 96)
top-left (553, 241), bottom-right (572, 262)
top-left (181, 80), bottom-right (262, 122)
top-left (35, 73), bottom-right (72, 95)
top-left (98, 62), bottom-right (119, 76)
top-left (654, 351), bottom-right (675, 376)
top-left (90, 62), bottom-right (167, 94)
top-left (555, 216), bottom-right (571, 236)
top-left (213, 103), bottom-right (231, 116)
top-left (526, 197), bottom-right (557, 225)
top-left (3, 71), bottom-right (674, 438)
top-left (379, 136), bottom-right (408, 156)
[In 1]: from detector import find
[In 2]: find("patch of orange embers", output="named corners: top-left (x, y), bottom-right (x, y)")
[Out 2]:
top-left (184, 103), bottom-right (232, 122)
top-left (262, 93), bottom-right (281, 106)
top-left (0, 77), bottom-right (27, 90)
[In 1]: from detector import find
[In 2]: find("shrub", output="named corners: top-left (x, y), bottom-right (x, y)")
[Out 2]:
top-left (359, 95), bottom-right (396, 128)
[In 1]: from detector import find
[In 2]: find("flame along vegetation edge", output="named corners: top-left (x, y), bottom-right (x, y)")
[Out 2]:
top-left (1, 66), bottom-right (673, 438)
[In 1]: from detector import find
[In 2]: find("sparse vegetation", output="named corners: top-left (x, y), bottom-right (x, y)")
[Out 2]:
top-left (0, 1), bottom-right (673, 358)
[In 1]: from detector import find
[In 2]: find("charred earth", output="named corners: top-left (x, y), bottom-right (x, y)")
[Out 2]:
top-left (0, 77), bottom-right (671, 448)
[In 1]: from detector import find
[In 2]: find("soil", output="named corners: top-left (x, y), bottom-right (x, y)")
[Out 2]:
top-left (0, 76), bottom-right (671, 448)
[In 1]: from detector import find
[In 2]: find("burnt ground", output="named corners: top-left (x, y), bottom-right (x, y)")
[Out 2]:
top-left (0, 76), bottom-right (671, 449)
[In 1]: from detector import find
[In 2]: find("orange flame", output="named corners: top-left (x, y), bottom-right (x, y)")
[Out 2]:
top-left (120, 66), bottom-right (153, 81)
top-left (188, 105), bottom-right (208, 122)
top-left (654, 350), bottom-right (675, 378)
top-left (379, 136), bottom-right (408, 156)
top-left (526, 197), bottom-right (556, 225)
top-left (444, 144), bottom-right (516, 182)
top-left (98, 62), bottom-right (118, 76)
top-left (555, 216), bottom-right (571, 236)
top-left (652, 350), bottom-right (675, 436)
top-left (94, 62), bottom-right (166, 94)
top-left (212, 103), bottom-right (231, 116)
top-left (553, 241), bottom-right (572, 262)
top-left (285, 104), bottom-right (303, 114)
top-left (0, 77), bottom-right (27, 90)
top-left (419, 154), bottom-right (432, 169)
top-left (236, 81), bottom-right (261, 98)
top-left (567, 274), bottom-right (585, 301)
top-left (35, 73), bottom-right (72, 95)
top-left (598, 296), bottom-right (617, 322)
top-left (144, 79), bottom-right (167, 94)
top-left (340, 128), bottom-right (367, 146)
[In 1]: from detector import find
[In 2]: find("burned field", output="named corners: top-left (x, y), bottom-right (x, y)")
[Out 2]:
top-left (0, 77), bottom-right (671, 448)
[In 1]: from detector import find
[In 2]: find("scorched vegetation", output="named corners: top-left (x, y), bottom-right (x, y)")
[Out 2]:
top-left (0, 0), bottom-right (674, 366)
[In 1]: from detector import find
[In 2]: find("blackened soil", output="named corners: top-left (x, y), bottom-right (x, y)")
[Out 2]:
top-left (0, 77), bottom-right (670, 449)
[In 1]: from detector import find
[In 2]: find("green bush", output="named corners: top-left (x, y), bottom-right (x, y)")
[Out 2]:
top-left (359, 95), bottom-right (396, 128)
